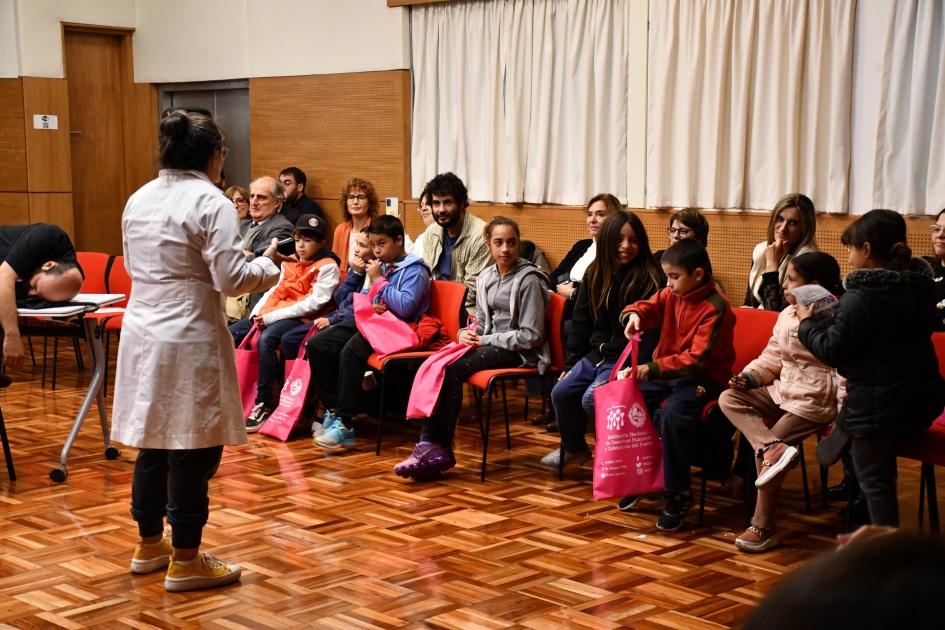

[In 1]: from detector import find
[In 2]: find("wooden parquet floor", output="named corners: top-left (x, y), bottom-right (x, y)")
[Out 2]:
top-left (0, 347), bottom-right (937, 629)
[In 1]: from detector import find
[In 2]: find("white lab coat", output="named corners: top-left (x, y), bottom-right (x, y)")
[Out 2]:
top-left (111, 170), bottom-right (280, 449)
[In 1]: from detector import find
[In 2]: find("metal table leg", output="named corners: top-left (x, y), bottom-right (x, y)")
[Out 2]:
top-left (49, 317), bottom-right (119, 482)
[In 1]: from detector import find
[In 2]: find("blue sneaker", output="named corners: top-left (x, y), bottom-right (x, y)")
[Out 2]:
top-left (314, 418), bottom-right (356, 449)
top-left (313, 410), bottom-right (339, 438)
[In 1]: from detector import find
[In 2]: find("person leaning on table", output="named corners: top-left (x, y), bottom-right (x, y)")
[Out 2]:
top-left (111, 109), bottom-right (283, 592)
top-left (0, 223), bottom-right (84, 370)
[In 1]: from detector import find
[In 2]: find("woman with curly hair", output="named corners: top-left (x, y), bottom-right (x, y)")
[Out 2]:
top-left (332, 177), bottom-right (379, 274)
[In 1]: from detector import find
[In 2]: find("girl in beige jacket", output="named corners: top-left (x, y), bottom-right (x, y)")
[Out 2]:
top-left (720, 252), bottom-right (845, 553)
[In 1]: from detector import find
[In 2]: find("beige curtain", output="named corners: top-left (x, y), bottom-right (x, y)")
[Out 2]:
top-left (646, 0), bottom-right (855, 213)
top-left (867, 0), bottom-right (945, 215)
top-left (410, 0), bottom-right (632, 205)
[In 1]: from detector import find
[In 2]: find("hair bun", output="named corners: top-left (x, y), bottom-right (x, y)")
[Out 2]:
top-left (890, 241), bottom-right (912, 265)
top-left (159, 111), bottom-right (191, 139)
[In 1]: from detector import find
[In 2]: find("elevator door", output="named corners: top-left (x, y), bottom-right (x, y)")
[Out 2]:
top-left (160, 83), bottom-right (250, 190)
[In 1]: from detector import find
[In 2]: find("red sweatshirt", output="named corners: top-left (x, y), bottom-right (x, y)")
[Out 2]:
top-left (622, 279), bottom-right (735, 385)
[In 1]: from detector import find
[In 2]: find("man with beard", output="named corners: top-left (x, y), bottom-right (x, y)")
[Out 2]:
top-left (417, 172), bottom-right (490, 316)
top-left (279, 167), bottom-right (325, 223)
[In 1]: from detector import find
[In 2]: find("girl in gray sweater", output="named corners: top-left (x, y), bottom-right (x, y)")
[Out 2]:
top-left (395, 217), bottom-right (549, 479)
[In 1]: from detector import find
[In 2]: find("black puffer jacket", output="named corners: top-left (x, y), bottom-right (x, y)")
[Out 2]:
top-left (564, 265), bottom-right (661, 370)
top-left (798, 259), bottom-right (945, 437)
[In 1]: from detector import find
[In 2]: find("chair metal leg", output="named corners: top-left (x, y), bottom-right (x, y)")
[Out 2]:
top-left (480, 385), bottom-right (493, 482)
top-left (72, 337), bottom-right (84, 371)
top-left (698, 425), bottom-right (710, 527)
top-left (925, 464), bottom-right (939, 535)
top-left (51, 336), bottom-right (59, 390)
top-left (374, 368), bottom-right (387, 456)
top-left (27, 336), bottom-right (35, 369)
top-left (919, 463), bottom-right (927, 528)
top-left (0, 406), bottom-right (15, 481)
top-left (799, 442), bottom-right (811, 513)
top-left (41, 336), bottom-right (48, 388)
top-left (501, 380), bottom-right (511, 450)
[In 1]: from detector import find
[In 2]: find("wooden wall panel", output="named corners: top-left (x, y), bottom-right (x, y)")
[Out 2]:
top-left (250, 70), bottom-right (411, 232)
top-left (0, 79), bottom-right (27, 192)
top-left (28, 193), bottom-right (75, 239)
top-left (22, 78), bottom-right (72, 193)
top-left (119, 37), bottom-right (158, 195)
top-left (0, 193), bottom-right (30, 224)
top-left (404, 201), bottom-right (939, 303)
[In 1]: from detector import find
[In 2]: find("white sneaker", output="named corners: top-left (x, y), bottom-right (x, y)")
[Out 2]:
top-left (540, 446), bottom-right (592, 470)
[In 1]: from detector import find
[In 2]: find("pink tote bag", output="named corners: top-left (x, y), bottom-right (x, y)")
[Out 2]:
top-left (235, 323), bottom-right (261, 418)
top-left (259, 325), bottom-right (320, 441)
top-left (353, 292), bottom-right (419, 357)
top-left (405, 342), bottom-right (475, 419)
top-left (592, 333), bottom-right (664, 501)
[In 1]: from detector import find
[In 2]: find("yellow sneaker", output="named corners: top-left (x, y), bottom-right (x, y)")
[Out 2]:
top-left (130, 537), bottom-right (173, 574)
top-left (164, 552), bottom-right (241, 592)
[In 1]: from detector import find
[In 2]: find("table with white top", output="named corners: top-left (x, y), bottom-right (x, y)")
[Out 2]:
top-left (17, 293), bottom-right (125, 482)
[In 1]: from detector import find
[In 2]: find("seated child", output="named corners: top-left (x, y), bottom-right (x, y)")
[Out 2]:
top-left (395, 217), bottom-right (549, 479)
top-left (307, 215), bottom-right (431, 449)
top-left (719, 252), bottom-right (845, 553)
top-left (278, 227), bottom-right (374, 364)
top-left (620, 239), bottom-right (735, 532)
top-left (230, 214), bottom-right (340, 431)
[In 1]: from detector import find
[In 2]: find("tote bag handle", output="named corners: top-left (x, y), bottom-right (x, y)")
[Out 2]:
top-left (608, 333), bottom-right (640, 382)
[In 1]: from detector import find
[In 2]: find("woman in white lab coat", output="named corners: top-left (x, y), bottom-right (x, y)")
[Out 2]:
top-left (111, 110), bottom-right (281, 592)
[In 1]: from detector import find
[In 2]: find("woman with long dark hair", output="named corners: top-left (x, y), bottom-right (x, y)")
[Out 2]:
top-left (540, 210), bottom-right (664, 469)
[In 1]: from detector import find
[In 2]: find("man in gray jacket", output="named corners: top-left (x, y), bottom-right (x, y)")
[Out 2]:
top-left (242, 176), bottom-right (293, 311)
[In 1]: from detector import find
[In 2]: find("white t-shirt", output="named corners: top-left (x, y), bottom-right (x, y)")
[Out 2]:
top-left (569, 240), bottom-right (597, 283)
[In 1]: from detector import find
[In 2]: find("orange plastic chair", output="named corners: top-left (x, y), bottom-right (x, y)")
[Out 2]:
top-left (692, 306), bottom-right (778, 524)
top-left (467, 292), bottom-right (566, 481)
top-left (370, 280), bottom-right (468, 454)
top-left (896, 332), bottom-right (945, 533)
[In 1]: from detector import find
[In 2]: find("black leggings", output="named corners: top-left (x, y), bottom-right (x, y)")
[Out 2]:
top-left (130, 446), bottom-right (224, 549)
top-left (419, 346), bottom-right (521, 446)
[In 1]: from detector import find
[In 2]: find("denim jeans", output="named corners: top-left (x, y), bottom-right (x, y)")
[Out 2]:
top-left (552, 357), bottom-right (615, 453)
top-left (230, 317), bottom-right (304, 407)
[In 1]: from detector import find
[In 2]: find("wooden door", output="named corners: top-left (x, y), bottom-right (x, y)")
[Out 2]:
top-left (64, 31), bottom-right (127, 254)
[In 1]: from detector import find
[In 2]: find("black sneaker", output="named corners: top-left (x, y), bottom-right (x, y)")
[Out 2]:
top-left (618, 495), bottom-right (644, 512)
top-left (245, 403), bottom-right (272, 433)
top-left (656, 493), bottom-right (693, 531)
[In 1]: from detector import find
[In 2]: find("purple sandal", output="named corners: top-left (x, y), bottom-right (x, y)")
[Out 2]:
top-left (394, 442), bottom-right (456, 479)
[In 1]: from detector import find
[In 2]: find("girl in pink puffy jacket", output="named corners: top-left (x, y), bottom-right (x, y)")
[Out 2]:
top-left (719, 252), bottom-right (844, 553)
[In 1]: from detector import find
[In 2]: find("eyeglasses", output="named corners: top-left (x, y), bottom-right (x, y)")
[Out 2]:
top-left (668, 226), bottom-right (691, 237)
top-left (220, 147), bottom-right (230, 159)
top-left (347, 194), bottom-right (367, 202)
top-left (932, 225), bottom-right (945, 235)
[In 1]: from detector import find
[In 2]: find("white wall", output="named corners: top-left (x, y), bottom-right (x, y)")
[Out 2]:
top-left (132, 0), bottom-right (409, 82)
top-left (7, 0), bottom-right (407, 81)
top-left (0, 0), bottom-right (19, 78)
top-left (15, 0), bottom-right (134, 77)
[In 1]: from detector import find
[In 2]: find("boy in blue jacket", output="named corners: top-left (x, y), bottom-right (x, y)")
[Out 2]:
top-left (307, 215), bottom-right (432, 449)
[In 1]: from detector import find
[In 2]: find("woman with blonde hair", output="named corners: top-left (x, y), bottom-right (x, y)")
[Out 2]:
top-left (744, 193), bottom-right (818, 311)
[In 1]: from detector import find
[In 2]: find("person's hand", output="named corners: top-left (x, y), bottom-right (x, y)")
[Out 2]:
top-left (2, 332), bottom-right (24, 370)
top-left (729, 372), bottom-right (751, 390)
top-left (366, 259), bottom-right (383, 281)
top-left (556, 281), bottom-right (575, 299)
top-left (313, 317), bottom-right (331, 330)
top-left (458, 330), bottom-right (480, 346)
top-left (635, 364), bottom-right (650, 381)
top-left (624, 313), bottom-right (641, 339)
top-left (372, 301), bottom-right (388, 314)
top-left (558, 369), bottom-right (570, 381)
top-left (616, 367), bottom-right (631, 380)
top-left (252, 315), bottom-right (267, 330)
top-left (351, 256), bottom-right (367, 274)
top-left (837, 524), bottom-right (897, 548)
top-left (795, 300), bottom-right (814, 321)
top-left (243, 249), bottom-right (253, 257)
top-left (262, 238), bottom-right (286, 266)
top-left (764, 239), bottom-right (788, 272)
